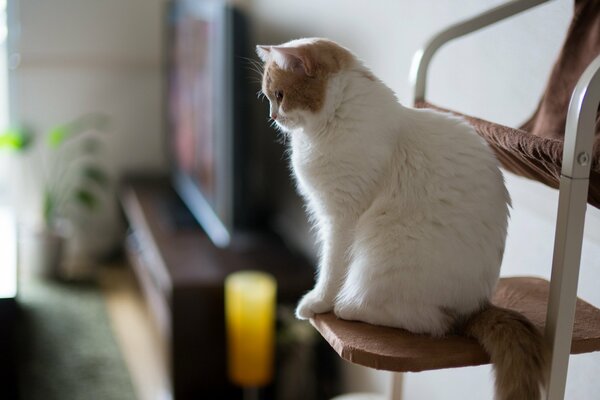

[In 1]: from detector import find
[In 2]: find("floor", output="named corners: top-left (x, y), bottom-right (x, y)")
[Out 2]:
top-left (98, 263), bottom-right (171, 400)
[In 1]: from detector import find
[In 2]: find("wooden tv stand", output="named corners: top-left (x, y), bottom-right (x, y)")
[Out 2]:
top-left (119, 177), bottom-right (316, 399)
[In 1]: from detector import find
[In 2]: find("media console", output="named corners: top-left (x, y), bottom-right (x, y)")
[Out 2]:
top-left (119, 177), bottom-right (325, 399)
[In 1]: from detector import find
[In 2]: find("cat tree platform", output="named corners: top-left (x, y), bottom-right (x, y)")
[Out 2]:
top-left (310, 277), bottom-right (600, 372)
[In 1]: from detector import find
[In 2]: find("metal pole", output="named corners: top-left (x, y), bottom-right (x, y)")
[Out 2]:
top-left (544, 55), bottom-right (600, 400)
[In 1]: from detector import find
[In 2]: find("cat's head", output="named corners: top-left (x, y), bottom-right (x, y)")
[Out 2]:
top-left (256, 38), bottom-right (355, 133)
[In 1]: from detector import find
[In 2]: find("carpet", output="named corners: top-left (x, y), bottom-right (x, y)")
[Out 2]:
top-left (17, 278), bottom-right (136, 400)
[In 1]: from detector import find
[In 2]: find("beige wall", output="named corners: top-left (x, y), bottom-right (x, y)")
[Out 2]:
top-left (12, 0), bottom-right (168, 261)
top-left (248, 0), bottom-right (600, 398)
top-left (15, 0), bottom-right (167, 174)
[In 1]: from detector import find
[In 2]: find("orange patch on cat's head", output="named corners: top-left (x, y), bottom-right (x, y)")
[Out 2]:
top-left (257, 38), bottom-right (355, 115)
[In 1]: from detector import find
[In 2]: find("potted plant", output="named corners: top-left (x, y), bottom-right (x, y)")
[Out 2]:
top-left (20, 114), bottom-right (111, 279)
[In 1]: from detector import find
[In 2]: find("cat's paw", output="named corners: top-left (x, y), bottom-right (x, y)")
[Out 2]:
top-left (295, 290), bottom-right (333, 320)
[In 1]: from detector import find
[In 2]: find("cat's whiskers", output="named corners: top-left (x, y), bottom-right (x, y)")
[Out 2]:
top-left (267, 117), bottom-right (291, 142)
top-left (241, 56), bottom-right (266, 83)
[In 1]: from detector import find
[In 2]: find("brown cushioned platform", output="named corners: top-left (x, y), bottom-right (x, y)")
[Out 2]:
top-left (310, 277), bottom-right (600, 372)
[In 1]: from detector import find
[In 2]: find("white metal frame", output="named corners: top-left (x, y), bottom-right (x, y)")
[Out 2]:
top-left (410, 1), bottom-right (600, 399)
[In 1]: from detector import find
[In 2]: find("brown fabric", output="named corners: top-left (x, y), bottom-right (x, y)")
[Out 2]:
top-left (521, 0), bottom-right (600, 140)
top-left (415, 101), bottom-right (600, 208)
top-left (310, 277), bottom-right (600, 373)
top-left (416, 0), bottom-right (600, 208)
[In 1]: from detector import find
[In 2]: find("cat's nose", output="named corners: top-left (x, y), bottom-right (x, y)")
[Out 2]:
top-left (271, 113), bottom-right (278, 120)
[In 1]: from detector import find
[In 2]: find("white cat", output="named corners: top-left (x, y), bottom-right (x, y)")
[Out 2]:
top-left (257, 38), bottom-right (546, 400)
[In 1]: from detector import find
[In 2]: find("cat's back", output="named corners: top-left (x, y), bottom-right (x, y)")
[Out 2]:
top-left (396, 107), bottom-right (509, 207)
top-left (385, 106), bottom-right (510, 267)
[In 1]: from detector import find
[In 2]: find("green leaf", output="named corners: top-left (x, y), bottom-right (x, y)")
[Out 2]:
top-left (48, 125), bottom-right (71, 148)
top-left (82, 166), bottom-right (109, 187)
top-left (0, 128), bottom-right (31, 150)
top-left (47, 114), bottom-right (111, 148)
top-left (74, 189), bottom-right (97, 210)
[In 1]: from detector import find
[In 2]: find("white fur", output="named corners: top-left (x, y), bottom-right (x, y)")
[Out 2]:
top-left (270, 44), bottom-right (510, 336)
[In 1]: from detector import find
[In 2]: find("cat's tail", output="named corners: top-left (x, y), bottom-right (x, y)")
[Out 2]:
top-left (462, 304), bottom-right (547, 400)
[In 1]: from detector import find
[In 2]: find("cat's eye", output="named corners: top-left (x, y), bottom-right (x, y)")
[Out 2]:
top-left (275, 90), bottom-right (284, 102)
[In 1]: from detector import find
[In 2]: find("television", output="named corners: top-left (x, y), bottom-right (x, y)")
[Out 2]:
top-left (166, 0), bottom-right (268, 247)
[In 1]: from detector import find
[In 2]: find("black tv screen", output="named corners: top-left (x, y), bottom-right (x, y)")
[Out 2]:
top-left (166, 0), bottom-right (256, 247)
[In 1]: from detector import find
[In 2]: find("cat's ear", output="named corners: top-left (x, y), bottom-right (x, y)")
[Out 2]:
top-left (256, 45), bottom-right (271, 62)
top-left (270, 46), bottom-right (314, 76)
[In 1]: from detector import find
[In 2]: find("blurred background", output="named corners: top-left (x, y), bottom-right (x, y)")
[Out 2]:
top-left (1, 0), bottom-right (599, 399)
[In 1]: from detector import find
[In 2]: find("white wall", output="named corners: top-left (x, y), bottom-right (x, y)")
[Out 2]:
top-left (248, 0), bottom-right (600, 398)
